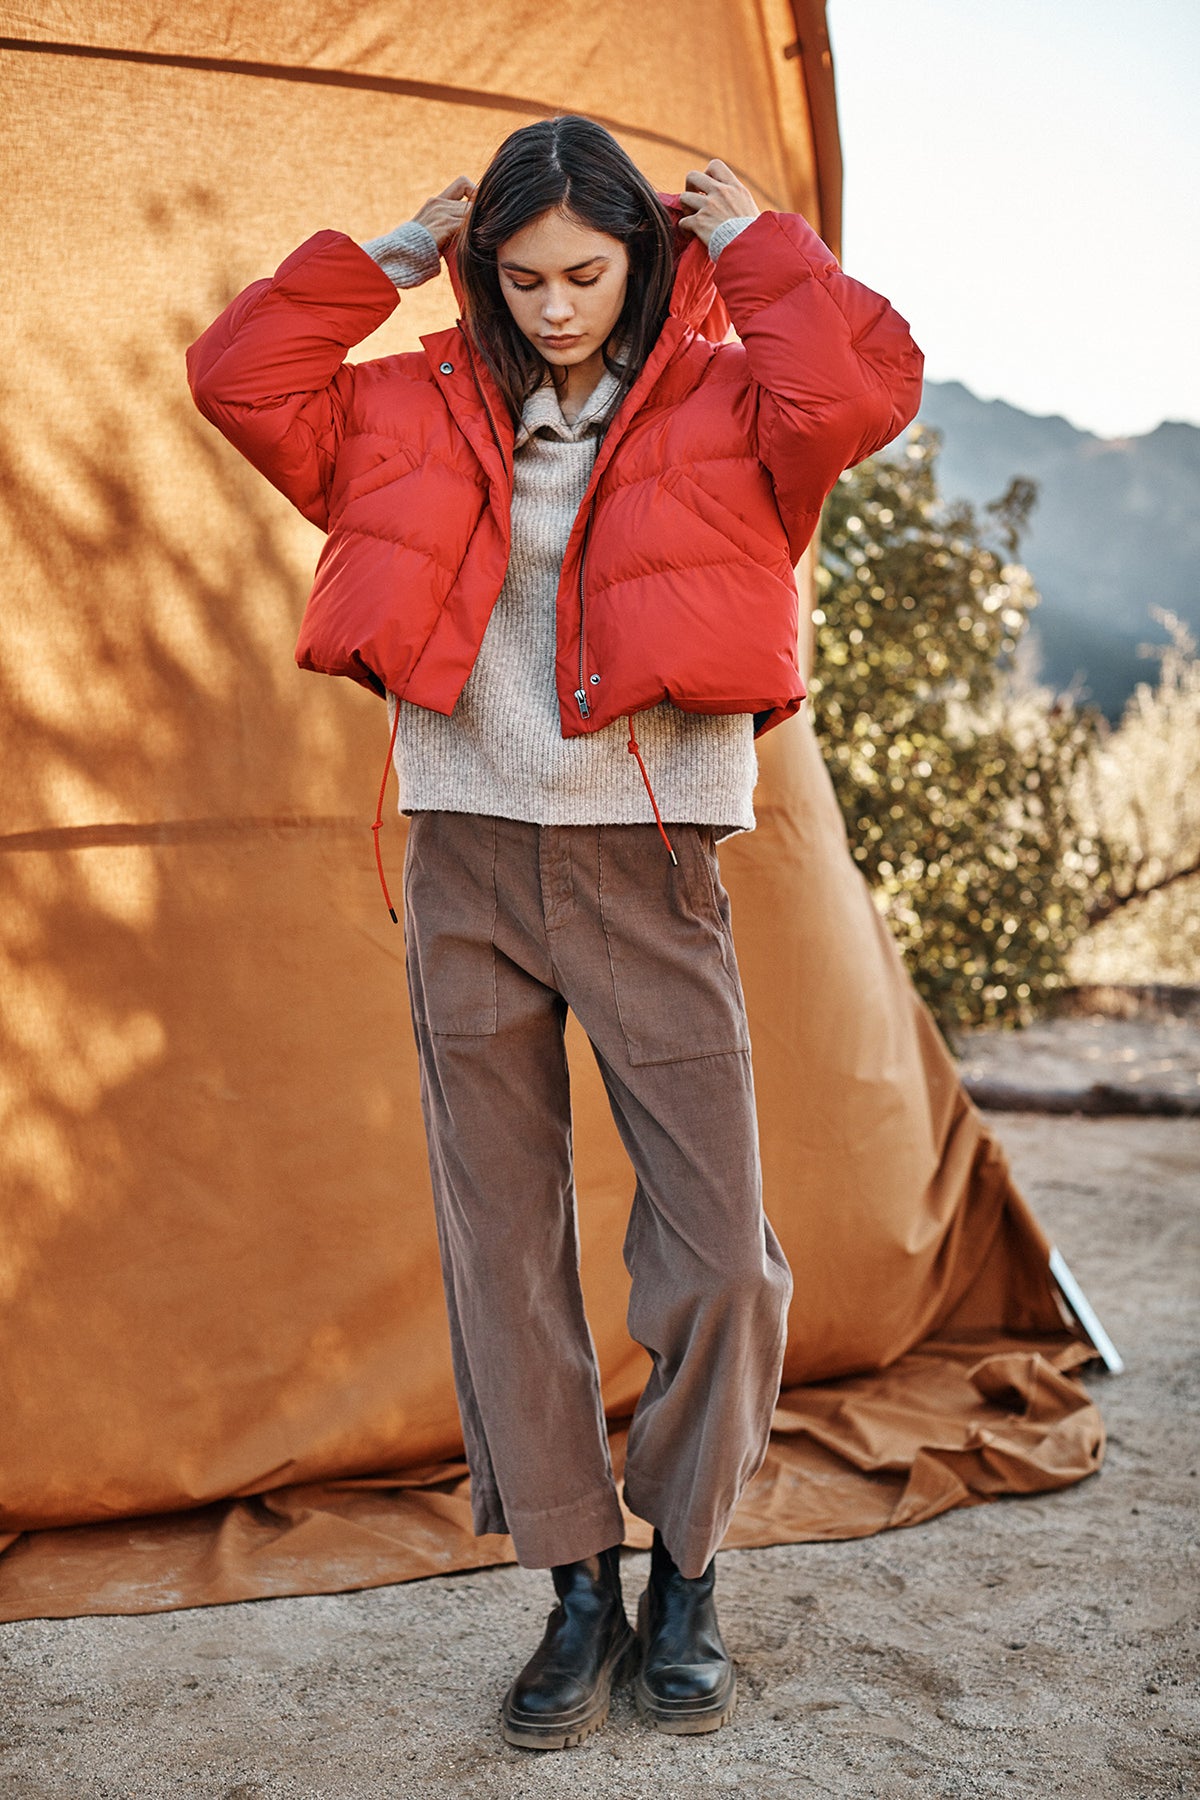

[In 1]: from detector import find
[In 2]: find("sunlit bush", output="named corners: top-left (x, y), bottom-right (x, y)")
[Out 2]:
top-left (1067, 611), bottom-right (1200, 986)
top-left (812, 425), bottom-right (1103, 1031)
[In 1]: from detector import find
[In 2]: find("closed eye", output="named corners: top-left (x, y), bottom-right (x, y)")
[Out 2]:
top-left (507, 276), bottom-right (602, 291)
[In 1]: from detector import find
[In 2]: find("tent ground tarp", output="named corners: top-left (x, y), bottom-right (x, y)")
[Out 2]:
top-left (0, 1331), bottom-right (1101, 1621)
top-left (0, 3), bottom-right (1104, 1624)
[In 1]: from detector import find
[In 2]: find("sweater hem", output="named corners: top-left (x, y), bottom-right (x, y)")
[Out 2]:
top-left (399, 803), bottom-right (755, 843)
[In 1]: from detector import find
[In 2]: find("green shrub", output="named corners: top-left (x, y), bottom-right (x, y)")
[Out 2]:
top-left (812, 424), bottom-right (1102, 1033)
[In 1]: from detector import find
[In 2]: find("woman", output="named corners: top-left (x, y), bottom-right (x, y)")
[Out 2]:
top-left (187, 114), bottom-right (923, 1751)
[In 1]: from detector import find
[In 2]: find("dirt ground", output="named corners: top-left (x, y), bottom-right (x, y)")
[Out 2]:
top-left (954, 1010), bottom-right (1200, 1111)
top-left (2, 1101), bottom-right (1197, 1799)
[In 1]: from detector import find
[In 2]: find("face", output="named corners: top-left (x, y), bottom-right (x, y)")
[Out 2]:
top-left (496, 207), bottom-right (630, 374)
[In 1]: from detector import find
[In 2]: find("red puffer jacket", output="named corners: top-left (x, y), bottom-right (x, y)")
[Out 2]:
top-left (187, 197), bottom-right (923, 749)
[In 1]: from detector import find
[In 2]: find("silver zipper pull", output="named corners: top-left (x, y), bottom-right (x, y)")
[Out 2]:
top-left (574, 687), bottom-right (591, 719)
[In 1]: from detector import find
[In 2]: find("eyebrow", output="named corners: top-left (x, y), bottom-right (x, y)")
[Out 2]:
top-left (498, 255), bottom-right (611, 274)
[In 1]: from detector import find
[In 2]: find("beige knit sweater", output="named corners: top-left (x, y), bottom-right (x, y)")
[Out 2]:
top-left (363, 219), bottom-right (759, 841)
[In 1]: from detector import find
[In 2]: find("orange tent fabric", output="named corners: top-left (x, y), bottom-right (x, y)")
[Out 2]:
top-left (0, 2), bottom-right (1103, 1622)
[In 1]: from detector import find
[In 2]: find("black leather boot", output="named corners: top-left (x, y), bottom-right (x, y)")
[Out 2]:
top-left (500, 1544), bottom-right (639, 1750)
top-left (633, 1527), bottom-right (737, 1733)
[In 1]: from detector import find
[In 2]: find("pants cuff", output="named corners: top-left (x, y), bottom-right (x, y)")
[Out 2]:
top-left (469, 1480), bottom-right (510, 1540)
top-left (501, 1483), bottom-right (627, 1569)
top-left (621, 1464), bottom-right (734, 1579)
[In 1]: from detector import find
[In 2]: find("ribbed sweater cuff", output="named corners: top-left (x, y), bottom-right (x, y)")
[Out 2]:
top-left (360, 220), bottom-right (441, 288)
top-left (708, 215), bottom-right (757, 261)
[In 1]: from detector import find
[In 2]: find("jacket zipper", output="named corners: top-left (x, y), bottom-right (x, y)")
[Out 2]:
top-left (574, 505), bottom-right (595, 719)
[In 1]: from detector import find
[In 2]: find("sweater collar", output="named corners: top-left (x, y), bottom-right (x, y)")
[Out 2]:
top-left (513, 331), bottom-right (633, 449)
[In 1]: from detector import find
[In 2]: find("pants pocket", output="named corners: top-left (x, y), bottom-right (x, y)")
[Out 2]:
top-left (403, 812), bottom-right (499, 1037)
top-left (598, 824), bottom-right (751, 1067)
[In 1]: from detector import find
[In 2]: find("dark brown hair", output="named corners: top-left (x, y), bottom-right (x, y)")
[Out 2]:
top-left (456, 114), bottom-right (677, 434)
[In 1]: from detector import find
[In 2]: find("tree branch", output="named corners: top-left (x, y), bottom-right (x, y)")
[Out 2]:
top-left (1086, 854), bottom-right (1200, 925)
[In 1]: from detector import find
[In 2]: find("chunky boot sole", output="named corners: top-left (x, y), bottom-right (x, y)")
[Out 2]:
top-left (633, 1591), bottom-right (738, 1735)
top-left (500, 1627), bottom-right (640, 1751)
top-left (633, 1667), bottom-right (737, 1735)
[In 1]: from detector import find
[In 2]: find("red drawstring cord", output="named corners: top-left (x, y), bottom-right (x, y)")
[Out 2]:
top-left (373, 696), bottom-right (403, 922)
top-left (626, 712), bottom-right (678, 864)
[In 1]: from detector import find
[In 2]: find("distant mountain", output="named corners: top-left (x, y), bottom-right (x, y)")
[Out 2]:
top-left (910, 380), bottom-right (1200, 722)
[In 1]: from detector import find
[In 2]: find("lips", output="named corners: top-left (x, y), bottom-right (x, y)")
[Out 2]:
top-left (540, 335), bottom-right (582, 347)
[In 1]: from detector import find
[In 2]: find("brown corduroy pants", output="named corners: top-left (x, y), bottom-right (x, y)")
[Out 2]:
top-left (401, 810), bottom-right (794, 1580)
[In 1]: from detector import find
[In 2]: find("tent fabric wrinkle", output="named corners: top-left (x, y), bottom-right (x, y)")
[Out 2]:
top-left (0, 0), bottom-right (1106, 1623)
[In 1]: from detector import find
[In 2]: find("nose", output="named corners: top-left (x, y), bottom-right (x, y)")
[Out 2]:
top-left (541, 284), bottom-right (575, 327)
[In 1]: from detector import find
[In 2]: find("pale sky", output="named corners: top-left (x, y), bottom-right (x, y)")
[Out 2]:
top-left (825, 0), bottom-right (1200, 440)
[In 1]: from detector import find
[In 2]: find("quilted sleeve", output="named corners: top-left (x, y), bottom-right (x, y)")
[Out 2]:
top-left (712, 211), bottom-right (924, 552)
top-left (185, 230), bottom-right (402, 530)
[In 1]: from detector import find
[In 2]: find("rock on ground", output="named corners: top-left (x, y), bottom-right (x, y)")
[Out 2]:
top-left (1, 1112), bottom-right (1197, 1799)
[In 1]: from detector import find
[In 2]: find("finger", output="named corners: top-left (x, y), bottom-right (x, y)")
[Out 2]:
top-left (683, 168), bottom-right (720, 192)
top-left (441, 175), bottom-right (476, 200)
top-left (705, 158), bottom-right (738, 181)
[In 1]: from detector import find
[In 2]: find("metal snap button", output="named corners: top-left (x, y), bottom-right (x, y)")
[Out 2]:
top-left (439, 361), bottom-right (454, 374)
top-left (589, 673), bottom-right (601, 684)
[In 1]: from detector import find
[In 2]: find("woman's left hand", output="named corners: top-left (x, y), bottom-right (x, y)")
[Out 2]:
top-left (677, 159), bottom-right (759, 247)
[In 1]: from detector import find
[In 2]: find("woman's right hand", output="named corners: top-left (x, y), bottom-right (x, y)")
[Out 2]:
top-left (412, 175), bottom-right (477, 249)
